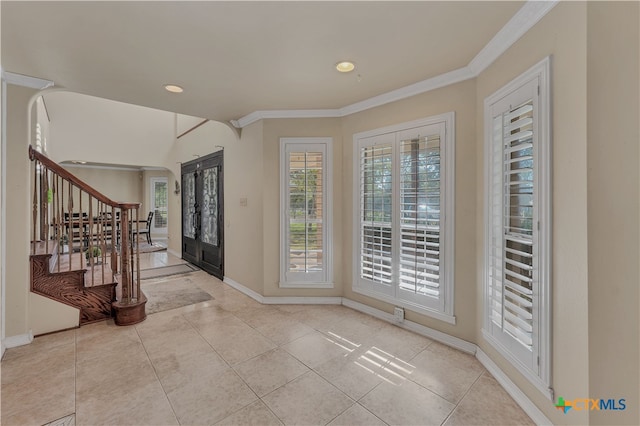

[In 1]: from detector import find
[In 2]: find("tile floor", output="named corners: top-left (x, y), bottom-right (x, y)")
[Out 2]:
top-left (1, 251), bottom-right (534, 426)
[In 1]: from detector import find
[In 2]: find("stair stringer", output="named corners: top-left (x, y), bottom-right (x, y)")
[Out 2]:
top-left (30, 249), bottom-right (116, 325)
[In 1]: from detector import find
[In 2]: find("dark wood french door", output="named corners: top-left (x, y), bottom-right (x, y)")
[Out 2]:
top-left (181, 151), bottom-right (224, 279)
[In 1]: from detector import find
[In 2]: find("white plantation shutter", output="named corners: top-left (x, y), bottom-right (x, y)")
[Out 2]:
top-left (399, 134), bottom-right (441, 299)
top-left (288, 152), bottom-right (324, 274)
top-left (501, 101), bottom-right (535, 349)
top-left (280, 138), bottom-right (333, 288)
top-left (354, 114), bottom-right (454, 320)
top-left (359, 137), bottom-right (394, 294)
top-left (487, 86), bottom-right (538, 368)
top-left (483, 57), bottom-right (551, 396)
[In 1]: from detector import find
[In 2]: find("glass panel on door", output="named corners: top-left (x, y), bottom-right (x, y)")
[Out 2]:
top-left (201, 167), bottom-right (219, 246)
top-left (183, 173), bottom-right (196, 239)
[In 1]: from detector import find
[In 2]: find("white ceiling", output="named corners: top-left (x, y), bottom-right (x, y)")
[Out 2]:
top-left (2, 1), bottom-right (525, 125)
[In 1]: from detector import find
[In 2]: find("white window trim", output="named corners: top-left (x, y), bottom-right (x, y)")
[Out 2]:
top-left (482, 56), bottom-right (552, 400)
top-left (279, 137), bottom-right (333, 288)
top-left (352, 113), bottom-right (456, 324)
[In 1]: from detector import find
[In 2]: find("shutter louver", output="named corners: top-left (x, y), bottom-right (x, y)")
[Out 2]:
top-left (500, 101), bottom-right (534, 350)
top-left (483, 58), bottom-right (551, 391)
top-left (399, 134), bottom-right (441, 297)
top-left (355, 114), bottom-right (454, 319)
top-left (360, 144), bottom-right (393, 285)
top-left (288, 152), bottom-right (324, 273)
top-left (489, 115), bottom-right (504, 327)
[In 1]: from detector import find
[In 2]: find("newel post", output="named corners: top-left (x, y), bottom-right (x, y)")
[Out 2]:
top-left (112, 202), bottom-right (147, 325)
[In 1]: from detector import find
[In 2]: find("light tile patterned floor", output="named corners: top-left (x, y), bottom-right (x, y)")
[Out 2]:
top-left (1, 252), bottom-right (534, 426)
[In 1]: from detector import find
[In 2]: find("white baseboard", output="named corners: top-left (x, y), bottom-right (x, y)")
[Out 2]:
top-left (476, 348), bottom-right (552, 426)
top-left (3, 330), bottom-right (34, 349)
top-left (341, 298), bottom-right (476, 354)
top-left (223, 276), bottom-right (342, 306)
top-left (223, 276), bottom-right (265, 303)
top-left (263, 296), bottom-right (342, 305)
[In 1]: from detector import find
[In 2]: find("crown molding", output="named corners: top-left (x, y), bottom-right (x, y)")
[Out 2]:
top-left (234, 0), bottom-right (558, 129)
top-left (467, 0), bottom-right (559, 75)
top-left (233, 108), bottom-right (341, 128)
top-left (1, 71), bottom-right (54, 90)
top-left (339, 66), bottom-right (474, 118)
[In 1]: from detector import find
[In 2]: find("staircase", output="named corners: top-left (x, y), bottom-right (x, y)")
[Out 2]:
top-left (28, 146), bottom-right (147, 327)
top-left (31, 241), bottom-right (116, 324)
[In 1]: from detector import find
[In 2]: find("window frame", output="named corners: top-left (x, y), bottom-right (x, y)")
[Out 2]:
top-left (352, 113), bottom-right (455, 324)
top-left (482, 56), bottom-right (552, 399)
top-left (279, 137), bottom-right (333, 288)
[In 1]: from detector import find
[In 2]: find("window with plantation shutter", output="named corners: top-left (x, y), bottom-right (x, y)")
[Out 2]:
top-left (360, 141), bottom-right (393, 291)
top-left (354, 113), bottom-right (455, 323)
top-left (483, 57), bottom-right (552, 398)
top-left (280, 138), bottom-right (333, 288)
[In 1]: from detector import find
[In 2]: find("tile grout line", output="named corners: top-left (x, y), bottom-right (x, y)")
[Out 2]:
top-left (229, 304), bottom-right (305, 424)
top-left (313, 370), bottom-right (359, 426)
top-left (133, 324), bottom-right (181, 425)
top-left (438, 368), bottom-right (486, 426)
top-left (237, 306), bottom-right (361, 425)
top-left (179, 310), bottom-right (270, 424)
top-left (181, 309), bottom-right (287, 425)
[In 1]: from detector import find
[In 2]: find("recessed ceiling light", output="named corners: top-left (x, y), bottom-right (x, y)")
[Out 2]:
top-left (72, 161), bottom-right (87, 164)
top-left (336, 61), bottom-right (356, 73)
top-left (164, 84), bottom-right (184, 93)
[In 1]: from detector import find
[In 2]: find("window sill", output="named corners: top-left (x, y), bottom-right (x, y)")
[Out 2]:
top-left (279, 281), bottom-right (334, 289)
top-left (352, 285), bottom-right (456, 325)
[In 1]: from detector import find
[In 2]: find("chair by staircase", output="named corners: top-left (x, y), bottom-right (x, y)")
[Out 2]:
top-left (132, 211), bottom-right (153, 245)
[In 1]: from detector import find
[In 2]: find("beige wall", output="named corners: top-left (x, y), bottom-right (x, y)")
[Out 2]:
top-left (587, 2), bottom-right (639, 424)
top-left (476, 3), bottom-right (590, 424)
top-left (5, 84), bottom-right (39, 338)
top-left (60, 165), bottom-right (143, 207)
top-left (341, 79), bottom-right (478, 343)
top-left (261, 118), bottom-right (344, 297)
top-left (30, 293), bottom-right (78, 335)
top-left (176, 120), bottom-right (263, 293)
top-left (176, 114), bottom-right (205, 137)
top-left (1, 7), bottom-right (4, 351)
top-left (45, 91), bottom-right (175, 168)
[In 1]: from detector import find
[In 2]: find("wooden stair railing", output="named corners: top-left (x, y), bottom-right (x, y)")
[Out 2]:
top-left (29, 146), bottom-right (146, 326)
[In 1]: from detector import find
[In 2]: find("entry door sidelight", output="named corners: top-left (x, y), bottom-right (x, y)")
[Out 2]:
top-left (181, 150), bottom-right (224, 279)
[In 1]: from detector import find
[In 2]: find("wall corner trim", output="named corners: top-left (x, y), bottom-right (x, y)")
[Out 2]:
top-left (476, 348), bottom-right (553, 426)
top-left (2, 71), bottom-right (54, 90)
top-left (3, 330), bottom-right (34, 349)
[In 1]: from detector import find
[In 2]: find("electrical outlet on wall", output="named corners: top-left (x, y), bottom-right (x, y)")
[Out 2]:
top-left (394, 307), bottom-right (405, 323)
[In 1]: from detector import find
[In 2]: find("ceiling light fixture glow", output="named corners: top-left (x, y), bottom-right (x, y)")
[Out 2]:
top-left (164, 84), bottom-right (184, 93)
top-left (335, 61), bottom-right (356, 73)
